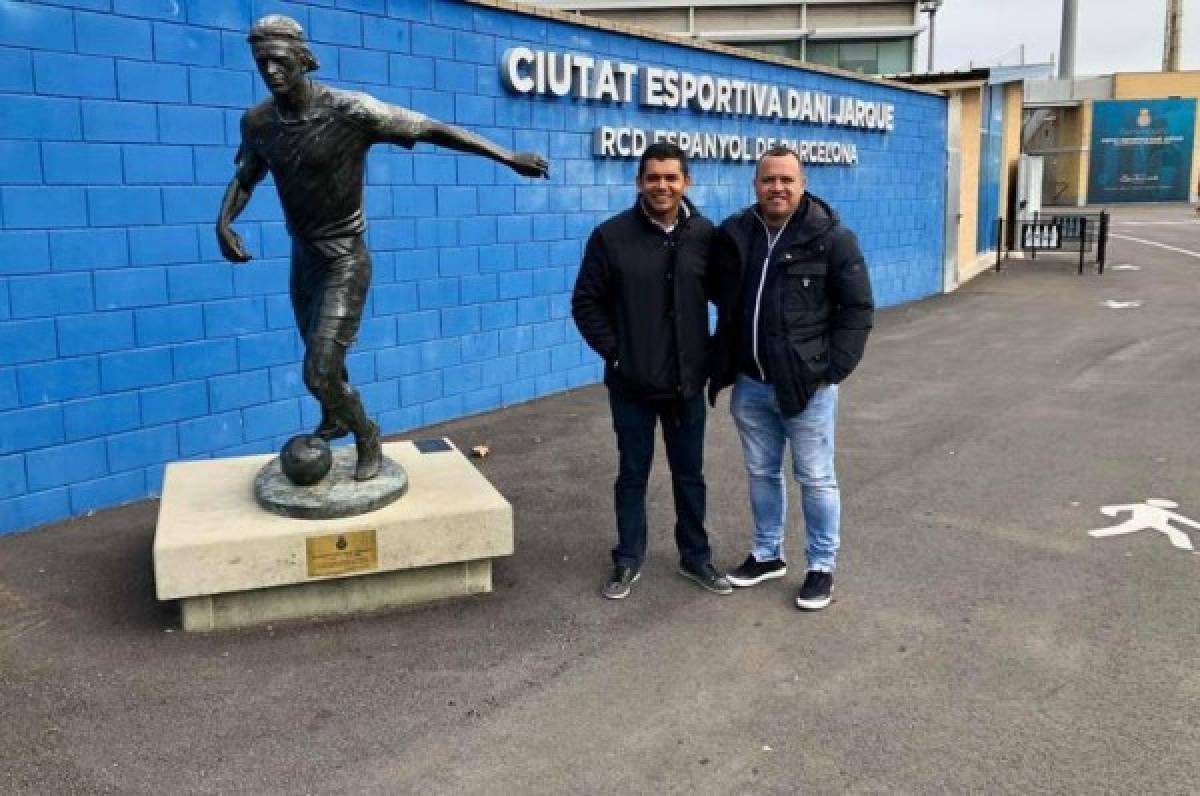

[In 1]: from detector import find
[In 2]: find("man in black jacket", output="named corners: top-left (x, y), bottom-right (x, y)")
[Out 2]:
top-left (708, 146), bottom-right (874, 611)
top-left (572, 142), bottom-right (731, 600)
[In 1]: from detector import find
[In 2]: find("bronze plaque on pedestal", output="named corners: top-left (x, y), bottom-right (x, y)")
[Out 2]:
top-left (306, 530), bottom-right (378, 577)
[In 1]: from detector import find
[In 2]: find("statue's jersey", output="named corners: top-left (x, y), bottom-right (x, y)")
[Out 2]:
top-left (236, 83), bottom-right (429, 241)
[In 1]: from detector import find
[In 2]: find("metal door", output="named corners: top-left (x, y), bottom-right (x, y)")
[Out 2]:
top-left (976, 85), bottom-right (1005, 253)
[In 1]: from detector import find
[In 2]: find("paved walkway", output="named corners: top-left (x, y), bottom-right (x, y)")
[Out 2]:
top-left (3, 204), bottom-right (1199, 794)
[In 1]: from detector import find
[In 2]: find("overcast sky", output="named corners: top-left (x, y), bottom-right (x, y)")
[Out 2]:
top-left (917, 0), bottom-right (1200, 75)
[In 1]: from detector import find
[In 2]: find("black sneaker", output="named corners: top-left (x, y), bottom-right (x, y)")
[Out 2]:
top-left (602, 565), bottom-right (640, 600)
top-left (795, 570), bottom-right (834, 611)
top-left (677, 561), bottom-right (733, 595)
top-left (726, 554), bottom-right (787, 587)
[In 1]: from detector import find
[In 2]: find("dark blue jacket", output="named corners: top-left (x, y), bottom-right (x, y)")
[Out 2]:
top-left (709, 194), bottom-right (874, 415)
top-left (572, 197), bottom-right (715, 402)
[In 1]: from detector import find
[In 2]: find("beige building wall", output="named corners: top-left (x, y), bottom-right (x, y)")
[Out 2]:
top-left (538, 1), bottom-right (922, 74)
top-left (1078, 100), bottom-right (1093, 206)
top-left (541, 2), bottom-right (920, 40)
top-left (694, 6), bottom-right (804, 29)
top-left (564, 4), bottom-right (907, 34)
top-left (1112, 70), bottom-right (1200, 98)
top-left (1112, 71), bottom-right (1200, 203)
top-left (806, 3), bottom-right (914, 27)
top-left (956, 85), bottom-right (983, 281)
top-left (1046, 104), bottom-right (1089, 205)
top-left (579, 7), bottom-right (689, 32)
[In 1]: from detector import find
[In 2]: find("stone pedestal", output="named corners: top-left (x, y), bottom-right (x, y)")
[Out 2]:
top-left (153, 440), bottom-right (512, 632)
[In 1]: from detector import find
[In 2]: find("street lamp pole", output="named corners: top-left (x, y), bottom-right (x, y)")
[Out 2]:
top-left (1060, 0), bottom-right (1078, 79)
top-left (920, 0), bottom-right (944, 73)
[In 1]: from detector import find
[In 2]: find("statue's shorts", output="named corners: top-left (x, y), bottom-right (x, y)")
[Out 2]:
top-left (290, 235), bottom-right (372, 346)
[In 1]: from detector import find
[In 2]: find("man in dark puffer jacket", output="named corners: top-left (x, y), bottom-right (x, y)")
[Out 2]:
top-left (572, 142), bottom-right (731, 600)
top-left (709, 145), bottom-right (874, 611)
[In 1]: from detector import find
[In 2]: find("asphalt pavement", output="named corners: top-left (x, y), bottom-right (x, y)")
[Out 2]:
top-left (2, 203), bottom-right (1199, 794)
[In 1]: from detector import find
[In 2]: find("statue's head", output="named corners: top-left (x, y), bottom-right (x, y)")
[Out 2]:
top-left (248, 15), bottom-right (319, 98)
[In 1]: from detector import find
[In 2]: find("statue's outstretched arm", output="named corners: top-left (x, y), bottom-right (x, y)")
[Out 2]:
top-left (421, 120), bottom-right (549, 179)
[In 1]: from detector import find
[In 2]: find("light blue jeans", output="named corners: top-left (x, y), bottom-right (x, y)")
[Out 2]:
top-left (730, 374), bottom-right (840, 572)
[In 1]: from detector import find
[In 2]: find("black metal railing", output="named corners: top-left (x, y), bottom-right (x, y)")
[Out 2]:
top-left (996, 210), bottom-right (1109, 274)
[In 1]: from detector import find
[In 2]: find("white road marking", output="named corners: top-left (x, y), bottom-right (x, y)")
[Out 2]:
top-left (1088, 499), bottom-right (1199, 552)
top-left (1109, 233), bottom-right (1200, 259)
top-left (1109, 264), bottom-right (1140, 271)
top-left (1101, 300), bottom-right (1142, 309)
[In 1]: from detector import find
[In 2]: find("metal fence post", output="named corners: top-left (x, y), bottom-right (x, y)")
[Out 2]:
top-left (1097, 211), bottom-right (1109, 273)
top-left (1077, 217), bottom-right (1087, 274)
top-left (996, 217), bottom-right (1005, 271)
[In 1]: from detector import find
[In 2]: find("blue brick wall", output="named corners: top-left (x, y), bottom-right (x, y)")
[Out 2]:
top-left (0, 0), bottom-right (945, 534)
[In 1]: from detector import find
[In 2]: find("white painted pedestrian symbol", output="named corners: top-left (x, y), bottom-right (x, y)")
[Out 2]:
top-left (1088, 499), bottom-right (1199, 551)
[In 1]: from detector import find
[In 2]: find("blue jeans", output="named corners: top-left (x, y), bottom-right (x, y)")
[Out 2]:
top-left (608, 390), bottom-right (710, 570)
top-left (730, 374), bottom-right (840, 572)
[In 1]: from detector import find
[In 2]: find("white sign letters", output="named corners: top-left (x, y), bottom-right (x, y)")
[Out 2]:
top-left (592, 127), bottom-right (858, 164)
top-left (500, 47), bottom-right (896, 164)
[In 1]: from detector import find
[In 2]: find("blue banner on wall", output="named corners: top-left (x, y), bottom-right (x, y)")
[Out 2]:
top-left (1088, 99), bottom-right (1196, 203)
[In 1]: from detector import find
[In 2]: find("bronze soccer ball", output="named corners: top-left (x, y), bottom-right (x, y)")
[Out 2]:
top-left (280, 434), bottom-right (332, 486)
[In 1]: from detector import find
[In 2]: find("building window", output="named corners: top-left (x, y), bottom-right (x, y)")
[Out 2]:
top-left (804, 38), bottom-right (912, 74)
top-left (877, 39), bottom-right (912, 73)
top-left (742, 41), bottom-right (804, 61)
top-left (805, 40), bottom-right (840, 67)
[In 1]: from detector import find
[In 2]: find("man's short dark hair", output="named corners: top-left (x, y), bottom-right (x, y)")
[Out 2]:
top-left (638, 142), bottom-right (689, 178)
top-left (756, 144), bottom-right (804, 175)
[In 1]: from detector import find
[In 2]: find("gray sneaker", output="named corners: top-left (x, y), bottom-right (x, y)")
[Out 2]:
top-left (602, 565), bottom-right (641, 599)
top-left (677, 561), bottom-right (733, 595)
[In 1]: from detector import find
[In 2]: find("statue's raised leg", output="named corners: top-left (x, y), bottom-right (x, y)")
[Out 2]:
top-left (304, 338), bottom-right (382, 480)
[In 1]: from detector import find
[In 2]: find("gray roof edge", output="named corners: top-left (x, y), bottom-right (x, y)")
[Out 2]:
top-left (465, 0), bottom-right (947, 97)
top-left (888, 63), bottom-right (1054, 86)
top-left (987, 63), bottom-right (1056, 85)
